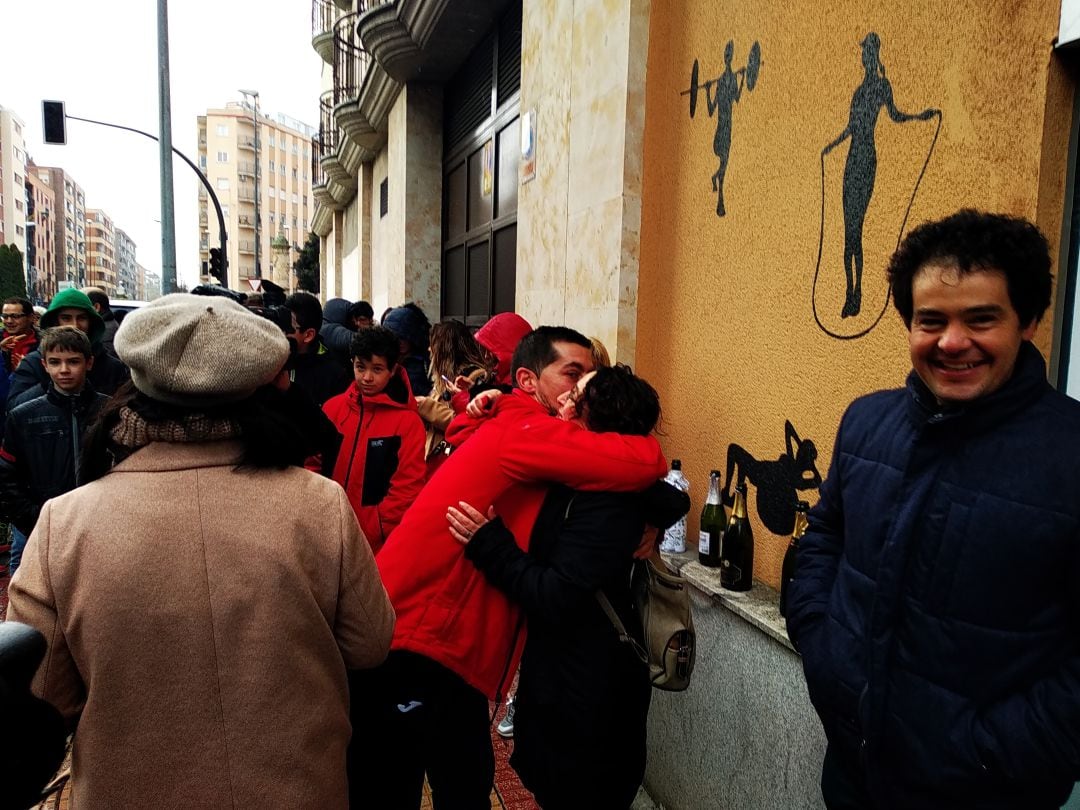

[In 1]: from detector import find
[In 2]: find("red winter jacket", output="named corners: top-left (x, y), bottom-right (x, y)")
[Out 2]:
top-left (322, 366), bottom-right (426, 552)
top-left (376, 389), bottom-right (668, 699)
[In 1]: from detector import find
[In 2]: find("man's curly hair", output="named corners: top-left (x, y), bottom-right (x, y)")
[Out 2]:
top-left (887, 209), bottom-right (1052, 328)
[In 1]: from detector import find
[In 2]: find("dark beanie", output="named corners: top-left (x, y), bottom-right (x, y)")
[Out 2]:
top-left (383, 304), bottom-right (430, 351)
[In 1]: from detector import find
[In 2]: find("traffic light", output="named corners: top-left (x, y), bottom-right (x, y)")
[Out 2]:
top-left (42, 101), bottom-right (67, 145)
top-left (209, 247), bottom-right (225, 282)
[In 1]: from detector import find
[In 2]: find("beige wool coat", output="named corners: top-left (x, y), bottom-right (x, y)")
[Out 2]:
top-left (6, 440), bottom-right (395, 809)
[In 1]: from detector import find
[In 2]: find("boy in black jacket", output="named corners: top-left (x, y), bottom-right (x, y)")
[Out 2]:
top-left (0, 327), bottom-right (108, 576)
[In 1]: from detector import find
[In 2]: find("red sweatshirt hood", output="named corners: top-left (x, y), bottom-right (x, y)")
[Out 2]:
top-left (340, 364), bottom-right (418, 414)
top-left (475, 313), bottom-right (532, 386)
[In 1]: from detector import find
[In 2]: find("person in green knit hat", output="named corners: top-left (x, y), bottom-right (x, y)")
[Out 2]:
top-left (6, 289), bottom-right (130, 412)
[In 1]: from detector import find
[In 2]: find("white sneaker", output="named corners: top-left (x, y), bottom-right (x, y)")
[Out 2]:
top-left (496, 697), bottom-right (516, 738)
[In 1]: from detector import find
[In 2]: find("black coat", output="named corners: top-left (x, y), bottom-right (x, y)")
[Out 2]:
top-left (465, 480), bottom-right (688, 808)
top-left (289, 342), bottom-right (352, 407)
top-left (786, 342), bottom-right (1080, 810)
top-left (0, 384), bottom-right (108, 535)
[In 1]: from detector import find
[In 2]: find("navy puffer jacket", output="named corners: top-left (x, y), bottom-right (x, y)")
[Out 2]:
top-left (787, 342), bottom-right (1080, 809)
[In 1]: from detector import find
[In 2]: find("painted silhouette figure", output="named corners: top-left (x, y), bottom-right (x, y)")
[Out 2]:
top-left (706, 41), bottom-right (743, 217)
top-left (822, 33), bottom-right (939, 318)
top-left (722, 420), bottom-right (822, 535)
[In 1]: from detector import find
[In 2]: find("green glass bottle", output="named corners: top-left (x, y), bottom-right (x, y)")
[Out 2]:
top-left (720, 482), bottom-right (754, 591)
top-left (779, 500), bottom-right (809, 617)
top-left (698, 470), bottom-right (725, 568)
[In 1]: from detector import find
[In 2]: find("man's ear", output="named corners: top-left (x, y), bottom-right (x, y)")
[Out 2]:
top-left (515, 366), bottom-right (537, 393)
top-left (85, 354), bottom-right (95, 371)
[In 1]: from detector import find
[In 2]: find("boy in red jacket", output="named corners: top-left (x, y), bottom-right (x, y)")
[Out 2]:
top-left (322, 325), bottom-right (426, 552)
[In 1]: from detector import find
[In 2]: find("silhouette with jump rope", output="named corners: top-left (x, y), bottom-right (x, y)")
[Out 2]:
top-left (813, 32), bottom-right (941, 339)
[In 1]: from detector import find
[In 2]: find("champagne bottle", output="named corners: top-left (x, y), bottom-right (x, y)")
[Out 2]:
top-left (660, 460), bottom-right (690, 553)
top-left (720, 482), bottom-right (754, 591)
top-left (698, 470), bottom-right (725, 567)
top-left (779, 500), bottom-right (809, 617)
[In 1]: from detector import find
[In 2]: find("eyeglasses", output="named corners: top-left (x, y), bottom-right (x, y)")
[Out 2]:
top-left (1, 314), bottom-right (28, 320)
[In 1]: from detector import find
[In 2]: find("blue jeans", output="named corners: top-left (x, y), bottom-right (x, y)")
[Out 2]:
top-left (9, 526), bottom-right (27, 577)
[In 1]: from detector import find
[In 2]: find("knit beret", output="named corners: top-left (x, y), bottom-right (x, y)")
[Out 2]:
top-left (114, 293), bottom-right (289, 407)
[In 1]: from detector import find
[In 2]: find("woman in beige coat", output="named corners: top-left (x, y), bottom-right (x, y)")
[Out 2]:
top-left (6, 293), bottom-right (395, 809)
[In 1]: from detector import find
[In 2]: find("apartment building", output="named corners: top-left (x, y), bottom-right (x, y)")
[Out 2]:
top-left (24, 162), bottom-right (56, 301)
top-left (143, 268), bottom-right (161, 300)
top-left (114, 228), bottom-right (137, 299)
top-left (36, 167), bottom-right (88, 290)
top-left (0, 105), bottom-right (28, 256)
top-left (197, 103), bottom-right (315, 290)
top-left (84, 208), bottom-right (116, 295)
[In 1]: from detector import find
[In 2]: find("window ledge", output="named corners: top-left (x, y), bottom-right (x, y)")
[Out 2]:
top-left (660, 550), bottom-right (795, 653)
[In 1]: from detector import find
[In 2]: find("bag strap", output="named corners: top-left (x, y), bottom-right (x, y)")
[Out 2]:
top-left (595, 591), bottom-right (649, 665)
top-left (562, 494), bottom-right (649, 664)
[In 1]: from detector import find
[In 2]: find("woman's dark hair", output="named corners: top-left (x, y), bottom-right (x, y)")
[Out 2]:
top-left (887, 209), bottom-right (1053, 328)
top-left (81, 381), bottom-right (314, 483)
top-left (577, 364), bottom-right (661, 436)
top-left (428, 320), bottom-right (496, 397)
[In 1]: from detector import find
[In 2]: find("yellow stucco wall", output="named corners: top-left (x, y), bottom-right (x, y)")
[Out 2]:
top-left (638, 0), bottom-right (1072, 588)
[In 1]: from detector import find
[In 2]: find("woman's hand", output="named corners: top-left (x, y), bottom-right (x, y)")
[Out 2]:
top-left (633, 525), bottom-right (660, 560)
top-left (466, 389), bottom-right (502, 418)
top-left (447, 501), bottom-right (496, 545)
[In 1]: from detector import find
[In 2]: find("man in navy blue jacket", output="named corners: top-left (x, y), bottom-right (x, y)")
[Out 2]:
top-left (787, 209), bottom-right (1080, 810)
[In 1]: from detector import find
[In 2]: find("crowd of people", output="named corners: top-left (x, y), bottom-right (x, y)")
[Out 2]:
top-left (3, 206), bottom-right (1080, 810)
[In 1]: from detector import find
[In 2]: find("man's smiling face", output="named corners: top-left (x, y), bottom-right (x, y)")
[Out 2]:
top-left (908, 262), bottom-right (1036, 405)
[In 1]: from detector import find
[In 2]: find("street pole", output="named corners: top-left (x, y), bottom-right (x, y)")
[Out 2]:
top-left (157, 0), bottom-right (177, 292)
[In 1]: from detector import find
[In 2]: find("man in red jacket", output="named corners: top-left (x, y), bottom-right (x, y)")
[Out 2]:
top-left (348, 326), bottom-right (669, 809)
top-left (322, 326), bottom-right (426, 551)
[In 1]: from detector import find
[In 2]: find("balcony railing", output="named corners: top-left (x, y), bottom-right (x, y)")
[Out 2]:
top-left (238, 137), bottom-right (256, 151)
top-left (238, 241), bottom-right (256, 254)
top-left (333, 12), bottom-right (370, 106)
top-left (312, 0), bottom-right (334, 40)
top-left (238, 188), bottom-right (255, 203)
top-left (238, 215), bottom-right (254, 228)
top-left (319, 92), bottom-right (337, 154)
top-left (237, 161), bottom-right (255, 177)
top-left (312, 136), bottom-right (328, 188)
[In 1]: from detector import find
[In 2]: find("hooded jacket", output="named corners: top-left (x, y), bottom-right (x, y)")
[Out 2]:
top-left (786, 342), bottom-right (1080, 810)
top-left (290, 340), bottom-right (352, 407)
top-left (376, 389), bottom-right (669, 699)
top-left (319, 298), bottom-right (355, 371)
top-left (0, 382), bottom-right (108, 535)
top-left (322, 365), bottom-right (426, 551)
top-left (6, 290), bottom-right (129, 409)
top-left (475, 313), bottom-right (532, 387)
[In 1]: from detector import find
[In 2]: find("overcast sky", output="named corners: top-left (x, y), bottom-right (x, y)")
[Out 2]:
top-left (1, 0), bottom-right (323, 292)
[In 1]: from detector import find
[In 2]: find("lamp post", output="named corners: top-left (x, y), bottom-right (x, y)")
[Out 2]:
top-left (239, 89), bottom-right (261, 279)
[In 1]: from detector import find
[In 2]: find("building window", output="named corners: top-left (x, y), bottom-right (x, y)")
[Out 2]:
top-left (292, 168), bottom-right (298, 181)
top-left (269, 160), bottom-right (275, 173)
top-left (199, 155), bottom-right (207, 169)
top-left (380, 178), bottom-right (388, 217)
top-left (216, 151), bottom-right (229, 163)
top-left (279, 189), bottom-right (286, 201)
top-left (280, 164), bottom-right (285, 176)
top-left (217, 178), bottom-right (230, 190)
top-left (222, 205), bottom-right (230, 217)
top-left (268, 134), bottom-right (276, 148)
top-left (291, 193), bottom-right (298, 204)
top-left (15, 225), bottom-right (23, 236)
top-left (14, 199), bottom-right (23, 212)
top-left (216, 124), bottom-right (228, 136)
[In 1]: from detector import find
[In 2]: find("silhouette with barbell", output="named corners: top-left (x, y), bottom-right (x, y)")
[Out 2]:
top-left (681, 40), bottom-right (761, 217)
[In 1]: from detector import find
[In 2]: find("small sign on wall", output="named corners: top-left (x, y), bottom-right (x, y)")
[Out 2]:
top-left (521, 108), bottom-right (536, 184)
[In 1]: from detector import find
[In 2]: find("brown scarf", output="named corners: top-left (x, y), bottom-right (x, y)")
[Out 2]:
top-left (110, 406), bottom-right (241, 450)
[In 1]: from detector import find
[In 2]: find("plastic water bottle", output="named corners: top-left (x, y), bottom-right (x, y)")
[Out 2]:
top-left (660, 459), bottom-right (690, 553)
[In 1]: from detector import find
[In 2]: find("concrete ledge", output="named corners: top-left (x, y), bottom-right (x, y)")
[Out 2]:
top-left (661, 550), bottom-right (793, 652)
